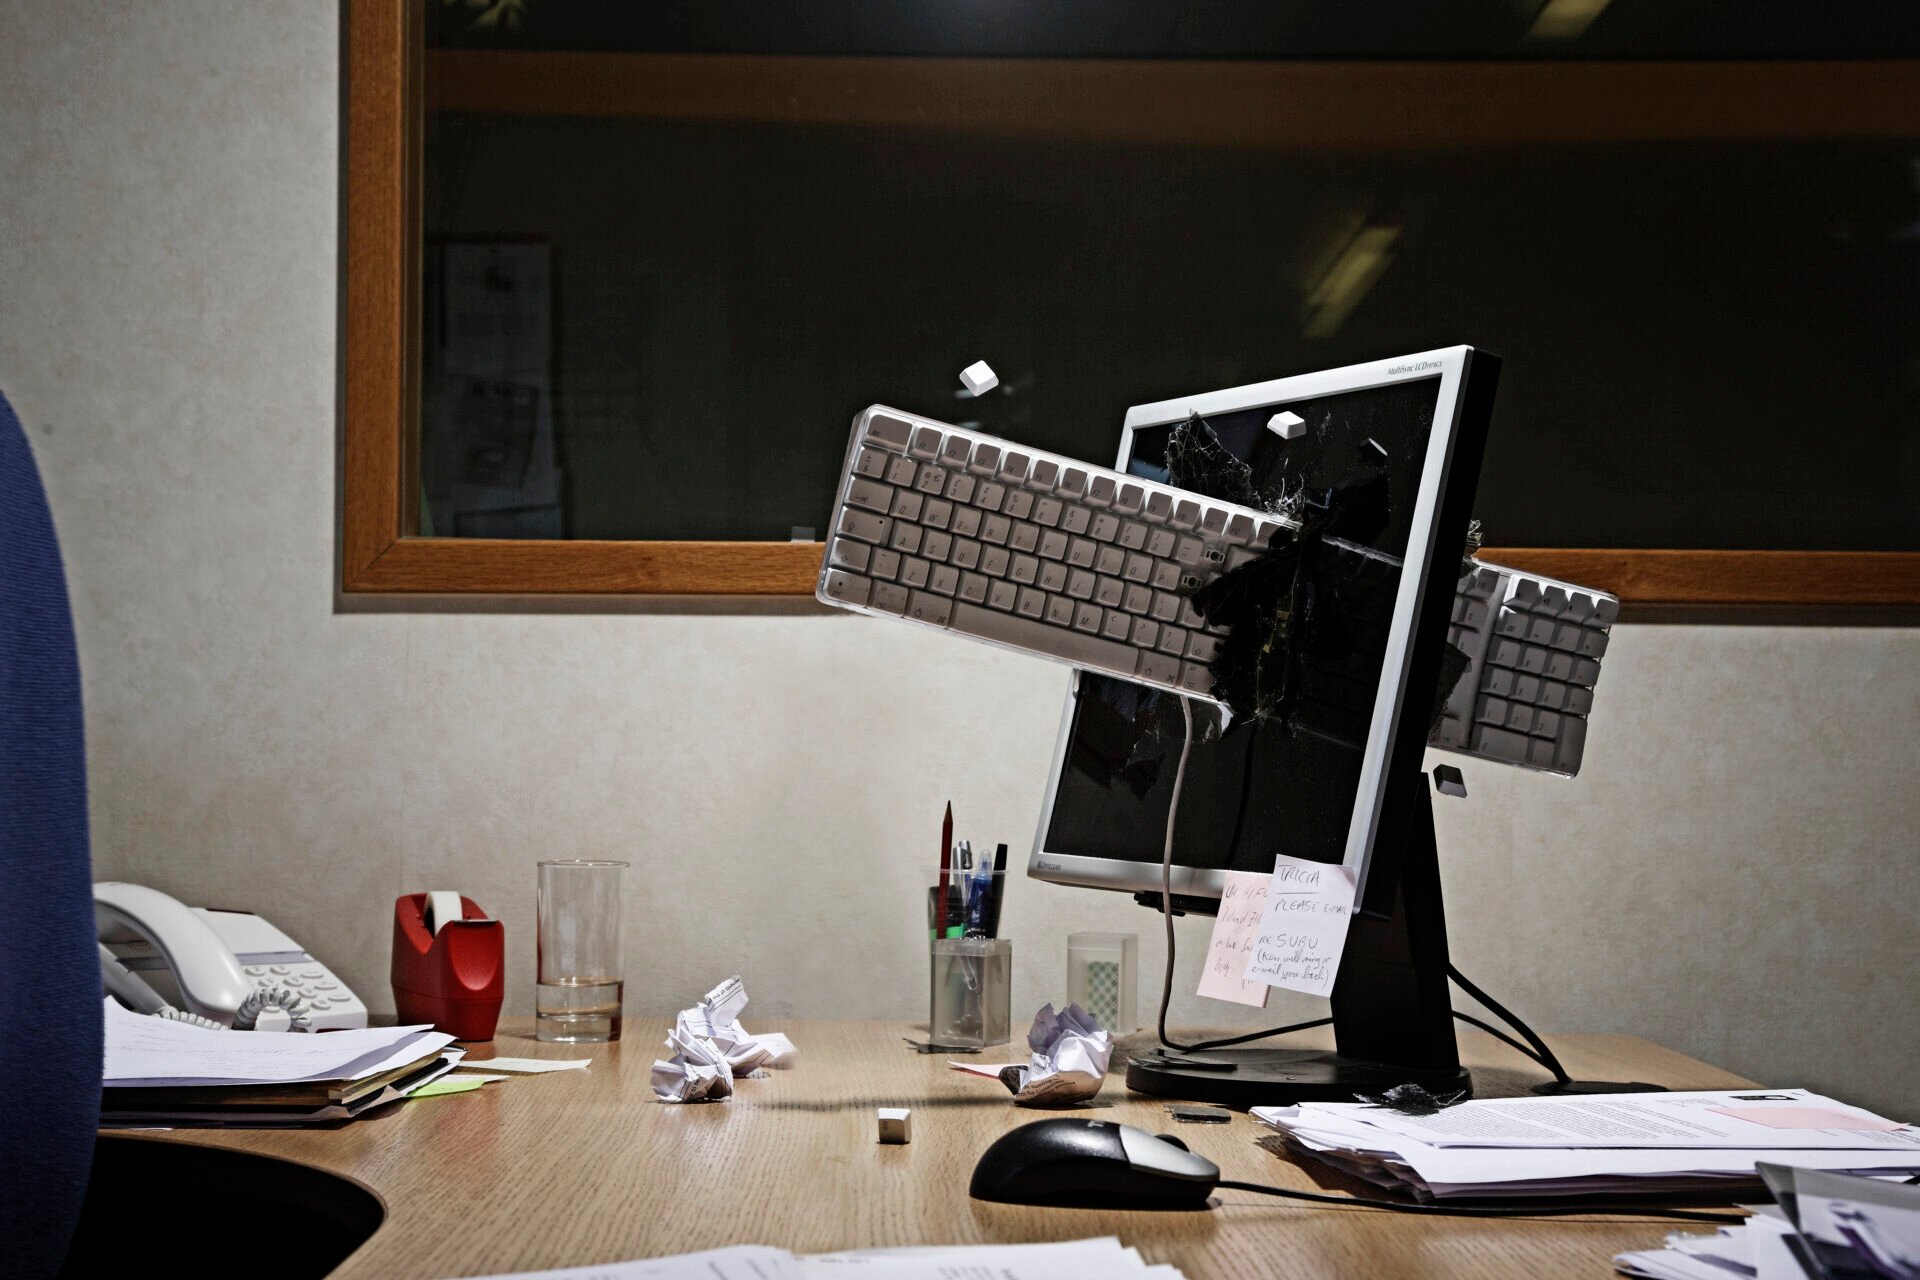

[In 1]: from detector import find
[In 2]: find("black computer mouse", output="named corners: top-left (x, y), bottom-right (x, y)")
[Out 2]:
top-left (969, 1118), bottom-right (1221, 1209)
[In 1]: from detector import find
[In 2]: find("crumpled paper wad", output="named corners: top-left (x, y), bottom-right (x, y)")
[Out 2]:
top-left (1001, 1002), bottom-right (1114, 1106)
top-left (650, 976), bottom-right (799, 1102)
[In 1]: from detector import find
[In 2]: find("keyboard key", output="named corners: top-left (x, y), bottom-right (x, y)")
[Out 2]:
top-left (1123, 553), bottom-right (1152, 583)
top-left (836, 509), bottom-right (891, 544)
top-left (1471, 724), bottom-right (1531, 763)
top-left (907, 590), bottom-right (952, 625)
top-left (1038, 561), bottom-right (1068, 592)
top-left (1088, 476), bottom-right (1117, 506)
top-left (1146, 529), bottom-right (1176, 558)
top-left (1067, 569), bottom-right (1095, 600)
top-left (1061, 506), bottom-right (1092, 535)
top-left (1187, 634), bottom-right (1220, 663)
top-left (921, 530), bottom-right (952, 561)
top-left (1045, 595), bottom-right (1075, 626)
top-left (950, 538), bottom-right (981, 570)
top-left (1000, 452), bottom-right (1031, 482)
top-left (1102, 609), bottom-right (1132, 640)
top-left (1171, 500), bottom-right (1199, 529)
top-left (915, 464), bottom-right (945, 495)
top-left (1545, 651), bottom-right (1574, 681)
top-left (1058, 468), bottom-right (1088, 499)
top-left (1009, 523), bottom-right (1040, 553)
top-left (1067, 538), bottom-right (1096, 568)
top-left (1565, 686), bottom-right (1593, 715)
top-left (1527, 617), bottom-right (1556, 646)
top-left (910, 427), bottom-right (943, 458)
top-left (1226, 514), bottom-right (1255, 542)
top-left (1200, 507), bottom-right (1227, 535)
top-left (1010, 554), bottom-right (1039, 584)
top-left (828, 540), bottom-right (871, 573)
top-left (981, 546), bottom-right (1011, 577)
top-left (871, 582), bottom-right (909, 614)
top-left (922, 498), bottom-right (953, 529)
top-left (871, 548), bottom-right (901, 579)
top-left (1145, 492), bottom-right (1172, 519)
top-left (1038, 530), bottom-right (1069, 560)
top-left (898, 557), bottom-right (930, 589)
top-left (1518, 646), bottom-right (1548, 675)
top-left (1542, 586), bottom-right (1570, 615)
top-left (929, 565), bottom-right (960, 596)
top-left (940, 436), bottom-right (972, 467)
top-left (981, 514), bottom-right (1011, 544)
top-left (887, 456), bottom-right (918, 486)
top-left (1554, 716), bottom-right (1588, 772)
top-left (1031, 459), bottom-right (1059, 489)
top-left (1496, 609), bottom-right (1529, 638)
top-left (1096, 545), bottom-right (1125, 576)
top-left (970, 443), bottom-right (1001, 474)
top-left (1118, 520), bottom-right (1147, 550)
top-left (1593, 596), bottom-right (1619, 625)
top-left (1033, 497), bottom-right (1063, 527)
top-left (1090, 513), bottom-right (1120, 542)
top-left (1138, 651), bottom-right (1180, 685)
top-left (975, 481), bottom-right (1005, 512)
top-left (945, 473), bottom-right (975, 504)
top-left (1016, 587), bottom-right (1047, 619)
top-left (1181, 662), bottom-right (1214, 694)
top-left (1512, 674), bottom-right (1540, 703)
top-left (1572, 657), bottom-right (1601, 685)
top-left (1538, 680), bottom-right (1567, 710)
top-left (889, 524), bottom-right (923, 555)
top-left (1150, 592), bottom-right (1180, 623)
top-left (1551, 623), bottom-right (1581, 651)
top-left (1073, 602), bottom-right (1103, 633)
top-left (854, 447), bottom-right (889, 478)
top-left (1483, 665), bottom-right (1513, 696)
top-left (1174, 536), bottom-right (1203, 565)
top-left (1095, 576), bottom-right (1125, 607)
top-left (1123, 583), bottom-right (1152, 614)
top-left (1476, 696), bottom-right (1508, 725)
top-left (1004, 490), bottom-right (1035, 519)
top-left (988, 580), bottom-right (1018, 611)
top-left (866, 414), bottom-right (912, 448)
top-left (1151, 561), bottom-right (1181, 590)
top-left (1116, 484), bottom-right (1143, 513)
top-left (958, 572), bottom-right (989, 603)
top-left (1506, 703), bottom-right (1535, 733)
top-left (890, 490), bottom-right (923, 521)
top-left (951, 508), bottom-right (982, 538)
top-left (1157, 626), bottom-right (1186, 655)
top-left (1532, 709), bottom-right (1560, 739)
top-left (948, 600), bottom-right (1140, 676)
top-left (1577, 629), bottom-right (1608, 659)
top-left (1133, 619), bottom-right (1160, 650)
top-left (1528, 737), bottom-right (1557, 768)
top-left (822, 570), bottom-right (870, 606)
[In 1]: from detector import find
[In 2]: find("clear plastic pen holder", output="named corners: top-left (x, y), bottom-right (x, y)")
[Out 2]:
top-left (929, 938), bottom-right (1013, 1049)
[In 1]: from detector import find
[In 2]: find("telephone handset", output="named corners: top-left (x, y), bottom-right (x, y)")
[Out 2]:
top-left (95, 882), bottom-right (369, 1031)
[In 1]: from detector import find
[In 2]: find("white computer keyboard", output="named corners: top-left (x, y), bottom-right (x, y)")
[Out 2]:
top-left (819, 406), bottom-right (1615, 776)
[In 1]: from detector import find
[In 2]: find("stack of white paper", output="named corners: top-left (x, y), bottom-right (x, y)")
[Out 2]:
top-left (1615, 1165), bottom-right (1920, 1279)
top-left (1252, 1089), bottom-right (1920, 1201)
top-left (103, 999), bottom-right (454, 1088)
top-left (445, 1235), bottom-right (1186, 1280)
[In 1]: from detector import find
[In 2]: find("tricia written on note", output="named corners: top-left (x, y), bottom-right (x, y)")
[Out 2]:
top-left (1196, 870), bottom-right (1273, 1008)
top-left (1244, 854), bottom-right (1357, 999)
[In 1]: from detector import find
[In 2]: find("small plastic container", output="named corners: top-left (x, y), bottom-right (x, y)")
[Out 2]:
top-left (929, 937), bottom-right (1012, 1049)
top-left (1067, 932), bottom-right (1138, 1034)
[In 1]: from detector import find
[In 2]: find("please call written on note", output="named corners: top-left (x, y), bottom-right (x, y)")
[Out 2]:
top-left (1244, 854), bottom-right (1357, 999)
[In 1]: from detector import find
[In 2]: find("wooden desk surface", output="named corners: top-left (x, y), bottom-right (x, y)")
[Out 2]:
top-left (117, 1021), bottom-right (1754, 1279)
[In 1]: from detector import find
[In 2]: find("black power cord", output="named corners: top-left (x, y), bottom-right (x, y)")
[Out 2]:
top-left (1214, 1180), bottom-right (1747, 1225)
top-left (1149, 697), bottom-right (1582, 1088)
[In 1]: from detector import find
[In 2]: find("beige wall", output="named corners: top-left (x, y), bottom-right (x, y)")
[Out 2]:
top-left (3, 3), bottom-right (1915, 1117)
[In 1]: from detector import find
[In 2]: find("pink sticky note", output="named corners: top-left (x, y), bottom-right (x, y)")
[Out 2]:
top-left (1196, 871), bottom-right (1272, 1008)
top-left (1707, 1105), bottom-right (1903, 1132)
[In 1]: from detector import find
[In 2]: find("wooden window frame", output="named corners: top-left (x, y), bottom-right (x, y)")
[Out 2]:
top-left (342, 0), bottom-right (1920, 602)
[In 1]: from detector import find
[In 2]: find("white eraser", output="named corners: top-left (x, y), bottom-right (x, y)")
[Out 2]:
top-left (425, 890), bottom-right (464, 935)
top-left (959, 361), bottom-right (998, 397)
top-left (1266, 410), bottom-right (1306, 439)
top-left (877, 1106), bottom-right (912, 1144)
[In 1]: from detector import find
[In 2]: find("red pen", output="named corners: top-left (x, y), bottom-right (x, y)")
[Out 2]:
top-left (937, 801), bottom-right (953, 937)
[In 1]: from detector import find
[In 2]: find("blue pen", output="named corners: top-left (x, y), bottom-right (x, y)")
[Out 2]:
top-left (964, 851), bottom-right (994, 938)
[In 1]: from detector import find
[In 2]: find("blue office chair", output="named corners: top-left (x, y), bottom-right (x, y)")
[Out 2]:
top-left (0, 390), bottom-right (102, 1277)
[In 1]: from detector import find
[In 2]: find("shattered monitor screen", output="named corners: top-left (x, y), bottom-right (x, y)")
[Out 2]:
top-left (1035, 373), bottom-right (1449, 897)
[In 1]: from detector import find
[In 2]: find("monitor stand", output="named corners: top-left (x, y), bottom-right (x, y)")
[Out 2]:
top-left (1127, 775), bottom-right (1474, 1108)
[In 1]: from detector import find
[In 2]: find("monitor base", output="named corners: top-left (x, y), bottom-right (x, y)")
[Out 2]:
top-left (1126, 1047), bottom-right (1474, 1108)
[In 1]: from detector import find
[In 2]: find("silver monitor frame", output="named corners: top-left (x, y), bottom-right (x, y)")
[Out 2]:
top-left (1026, 345), bottom-right (1479, 903)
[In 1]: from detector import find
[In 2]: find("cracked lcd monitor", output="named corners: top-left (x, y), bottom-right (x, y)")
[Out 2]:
top-left (1029, 350), bottom-right (1486, 904)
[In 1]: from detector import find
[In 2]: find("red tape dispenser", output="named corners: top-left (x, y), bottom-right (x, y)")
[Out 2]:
top-left (391, 891), bottom-right (505, 1041)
